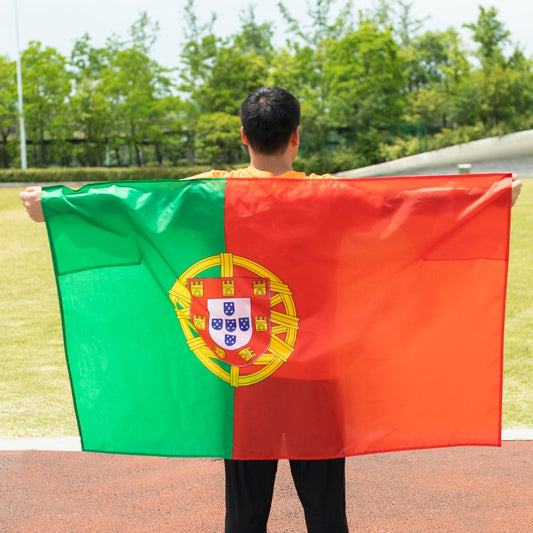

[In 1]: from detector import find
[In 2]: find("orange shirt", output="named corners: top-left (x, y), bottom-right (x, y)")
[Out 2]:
top-left (193, 167), bottom-right (333, 180)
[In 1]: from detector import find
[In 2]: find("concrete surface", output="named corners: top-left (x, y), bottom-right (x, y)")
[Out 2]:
top-left (336, 129), bottom-right (533, 178)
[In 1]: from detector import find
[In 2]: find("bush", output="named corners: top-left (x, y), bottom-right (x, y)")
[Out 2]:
top-left (295, 143), bottom-right (381, 175)
top-left (0, 166), bottom-right (212, 183)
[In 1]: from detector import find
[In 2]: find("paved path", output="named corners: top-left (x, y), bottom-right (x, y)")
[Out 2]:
top-left (1, 442), bottom-right (532, 532)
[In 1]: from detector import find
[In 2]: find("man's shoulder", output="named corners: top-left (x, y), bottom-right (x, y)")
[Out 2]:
top-left (191, 168), bottom-right (259, 179)
top-left (190, 169), bottom-right (231, 179)
top-left (303, 172), bottom-right (335, 180)
top-left (190, 169), bottom-right (336, 179)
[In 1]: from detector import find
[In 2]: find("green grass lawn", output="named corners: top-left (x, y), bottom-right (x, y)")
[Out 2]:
top-left (502, 178), bottom-right (533, 428)
top-left (1, 181), bottom-right (531, 437)
top-left (0, 187), bottom-right (77, 436)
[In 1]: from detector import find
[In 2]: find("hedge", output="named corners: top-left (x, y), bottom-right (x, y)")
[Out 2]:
top-left (0, 166), bottom-right (213, 184)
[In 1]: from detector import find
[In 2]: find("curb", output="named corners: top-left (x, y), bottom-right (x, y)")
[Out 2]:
top-left (0, 437), bottom-right (82, 451)
top-left (1, 430), bottom-right (531, 452)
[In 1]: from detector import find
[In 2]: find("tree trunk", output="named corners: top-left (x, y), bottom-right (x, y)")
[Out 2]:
top-left (0, 132), bottom-right (9, 168)
top-left (39, 126), bottom-right (46, 168)
top-left (115, 147), bottom-right (122, 167)
top-left (154, 143), bottom-right (163, 165)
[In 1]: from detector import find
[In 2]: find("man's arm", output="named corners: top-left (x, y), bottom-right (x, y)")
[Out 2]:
top-left (19, 179), bottom-right (524, 223)
top-left (511, 178), bottom-right (522, 206)
top-left (19, 186), bottom-right (44, 222)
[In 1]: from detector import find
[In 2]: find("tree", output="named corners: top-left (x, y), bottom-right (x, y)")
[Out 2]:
top-left (177, 0), bottom-right (220, 163)
top-left (196, 112), bottom-right (242, 164)
top-left (364, 0), bottom-right (427, 47)
top-left (152, 94), bottom-right (192, 165)
top-left (179, 0), bottom-right (219, 95)
top-left (464, 7), bottom-right (533, 128)
top-left (194, 46), bottom-right (269, 115)
top-left (404, 29), bottom-right (467, 90)
top-left (88, 12), bottom-right (174, 166)
top-left (21, 42), bottom-right (71, 167)
top-left (324, 24), bottom-right (406, 163)
top-left (100, 47), bottom-right (172, 166)
top-left (70, 34), bottom-right (114, 166)
top-left (269, 45), bottom-right (330, 156)
top-left (130, 11), bottom-right (160, 56)
top-left (464, 6), bottom-right (510, 65)
top-left (277, 0), bottom-right (356, 48)
top-left (403, 29), bottom-right (470, 130)
top-left (188, 7), bottom-right (272, 164)
top-left (0, 56), bottom-right (17, 167)
top-left (234, 5), bottom-right (275, 59)
top-left (274, 1), bottom-right (358, 158)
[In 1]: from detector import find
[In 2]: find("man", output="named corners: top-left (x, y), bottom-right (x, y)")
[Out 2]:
top-left (20, 87), bottom-right (523, 533)
top-left (202, 87), bottom-right (351, 533)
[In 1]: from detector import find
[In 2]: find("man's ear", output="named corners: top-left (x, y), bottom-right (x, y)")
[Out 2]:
top-left (241, 127), bottom-right (250, 146)
top-left (291, 126), bottom-right (300, 146)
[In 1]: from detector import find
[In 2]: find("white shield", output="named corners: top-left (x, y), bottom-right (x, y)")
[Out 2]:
top-left (207, 298), bottom-right (252, 350)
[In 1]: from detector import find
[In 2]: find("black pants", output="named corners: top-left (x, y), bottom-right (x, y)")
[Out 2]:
top-left (224, 458), bottom-right (349, 533)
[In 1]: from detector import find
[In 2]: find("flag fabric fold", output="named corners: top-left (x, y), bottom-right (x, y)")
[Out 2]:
top-left (42, 173), bottom-right (512, 459)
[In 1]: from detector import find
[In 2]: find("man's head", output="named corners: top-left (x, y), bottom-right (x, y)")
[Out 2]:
top-left (240, 87), bottom-right (300, 155)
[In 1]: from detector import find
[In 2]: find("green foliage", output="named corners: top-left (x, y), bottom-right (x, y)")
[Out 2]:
top-left (294, 143), bottom-right (364, 174)
top-left (324, 24), bottom-right (405, 165)
top-left (129, 10), bottom-right (160, 55)
top-left (1, 1), bottom-right (533, 171)
top-left (194, 48), bottom-right (268, 115)
top-left (100, 47), bottom-right (171, 165)
top-left (0, 56), bottom-right (17, 168)
top-left (235, 5), bottom-right (275, 59)
top-left (69, 35), bottom-right (114, 167)
top-left (325, 24), bottom-right (405, 129)
top-left (460, 7), bottom-right (533, 130)
top-left (196, 112), bottom-right (244, 165)
top-left (21, 42), bottom-right (72, 167)
top-left (277, 0), bottom-right (356, 48)
top-left (503, 179), bottom-right (533, 428)
top-left (464, 6), bottom-right (510, 64)
top-left (179, 0), bottom-right (219, 94)
top-left (404, 28), bottom-right (468, 90)
top-left (0, 166), bottom-right (210, 183)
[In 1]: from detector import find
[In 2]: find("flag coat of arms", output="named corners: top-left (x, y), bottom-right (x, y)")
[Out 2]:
top-left (41, 173), bottom-right (512, 459)
top-left (186, 276), bottom-right (272, 366)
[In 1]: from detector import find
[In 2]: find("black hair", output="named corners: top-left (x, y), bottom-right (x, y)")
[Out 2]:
top-left (240, 87), bottom-right (300, 155)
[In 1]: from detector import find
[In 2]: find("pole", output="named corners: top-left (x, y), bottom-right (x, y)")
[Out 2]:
top-left (14, 0), bottom-right (27, 169)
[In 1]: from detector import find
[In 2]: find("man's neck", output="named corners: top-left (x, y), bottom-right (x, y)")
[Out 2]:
top-left (248, 154), bottom-right (293, 176)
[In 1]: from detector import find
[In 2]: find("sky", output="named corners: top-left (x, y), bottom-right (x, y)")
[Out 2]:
top-left (2, 0), bottom-right (533, 69)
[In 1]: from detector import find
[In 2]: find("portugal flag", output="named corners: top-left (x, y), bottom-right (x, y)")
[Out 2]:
top-left (42, 173), bottom-right (512, 459)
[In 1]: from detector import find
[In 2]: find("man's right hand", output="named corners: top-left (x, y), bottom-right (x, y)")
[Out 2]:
top-left (19, 186), bottom-right (44, 222)
top-left (511, 179), bottom-right (522, 207)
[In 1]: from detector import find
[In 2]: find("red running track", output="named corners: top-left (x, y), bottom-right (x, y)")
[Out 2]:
top-left (1, 442), bottom-right (532, 532)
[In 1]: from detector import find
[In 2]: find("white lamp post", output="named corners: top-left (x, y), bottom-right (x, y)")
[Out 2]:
top-left (14, 0), bottom-right (27, 169)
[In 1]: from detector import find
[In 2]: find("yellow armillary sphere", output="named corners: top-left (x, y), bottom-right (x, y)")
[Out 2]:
top-left (169, 252), bottom-right (299, 387)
